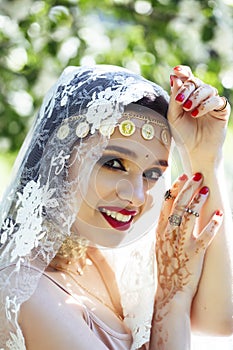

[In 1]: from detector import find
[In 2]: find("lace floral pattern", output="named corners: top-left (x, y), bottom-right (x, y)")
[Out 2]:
top-left (0, 65), bottom-right (169, 349)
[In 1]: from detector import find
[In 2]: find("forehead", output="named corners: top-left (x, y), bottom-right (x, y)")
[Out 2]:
top-left (105, 104), bottom-right (170, 161)
top-left (108, 127), bottom-right (170, 160)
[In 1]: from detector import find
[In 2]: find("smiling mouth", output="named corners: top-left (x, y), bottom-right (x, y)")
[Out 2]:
top-left (99, 207), bottom-right (137, 231)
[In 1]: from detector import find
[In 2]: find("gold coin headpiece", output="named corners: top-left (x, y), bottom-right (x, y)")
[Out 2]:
top-left (116, 111), bottom-right (170, 145)
top-left (57, 110), bottom-right (170, 145)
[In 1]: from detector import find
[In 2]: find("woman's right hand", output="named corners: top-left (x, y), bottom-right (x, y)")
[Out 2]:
top-left (168, 65), bottom-right (230, 171)
top-left (154, 172), bottom-right (223, 315)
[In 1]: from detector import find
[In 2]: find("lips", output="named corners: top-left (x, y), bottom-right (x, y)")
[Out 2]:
top-left (99, 206), bottom-right (138, 231)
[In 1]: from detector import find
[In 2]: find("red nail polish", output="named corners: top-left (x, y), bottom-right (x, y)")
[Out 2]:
top-left (199, 186), bottom-right (209, 195)
top-left (215, 210), bottom-right (223, 216)
top-left (191, 108), bottom-right (199, 117)
top-left (179, 174), bottom-right (188, 181)
top-left (183, 99), bottom-right (192, 109)
top-left (193, 172), bottom-right (202, 181)
top-left (175, 93), bottom-right (185, 102)
top-left (170, 75), bottom-right (174, 87)
top-left (174, 66), bottom-right (182, 71)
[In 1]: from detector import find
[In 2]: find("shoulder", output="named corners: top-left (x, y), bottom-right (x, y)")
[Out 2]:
top-left (19, 273), bottom-right (106, 350)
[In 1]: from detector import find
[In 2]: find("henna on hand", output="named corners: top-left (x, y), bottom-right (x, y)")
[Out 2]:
top-left (152, 174), bottom-right (223, 348)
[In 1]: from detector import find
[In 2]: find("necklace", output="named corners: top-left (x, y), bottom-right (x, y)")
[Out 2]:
top-left (54, 263), bottom-right (124, 321)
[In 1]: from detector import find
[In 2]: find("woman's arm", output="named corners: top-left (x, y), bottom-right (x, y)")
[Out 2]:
top-left (150, 294), bottom-right (192, 349)
top-left (190, 163), bottom-right (233, 335)
top-left (168, 65), bottom-right (233, 335)
top-left (150, 173), bottom-right (223, 349)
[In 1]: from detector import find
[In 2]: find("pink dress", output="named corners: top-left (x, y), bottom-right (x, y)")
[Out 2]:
top-left (43, 271), bottom-right (133, 350)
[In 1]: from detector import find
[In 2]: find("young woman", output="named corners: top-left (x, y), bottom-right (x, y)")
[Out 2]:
top-left (0, 64), bottom-right (232, 349)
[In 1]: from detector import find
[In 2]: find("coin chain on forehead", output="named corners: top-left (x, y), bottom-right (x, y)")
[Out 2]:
top-left (56, 112), bottom-right (170, 145)
top-left (117, 112), bottom-right (170, 144)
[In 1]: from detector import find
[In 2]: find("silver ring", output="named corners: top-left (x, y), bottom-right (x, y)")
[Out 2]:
top-left (168, 214), bottom-right (182, 226)
top-left (185, 207), bottom-right (200, 217)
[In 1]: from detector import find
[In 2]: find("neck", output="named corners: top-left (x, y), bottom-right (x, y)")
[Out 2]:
top-left (50, 247), bottom-right (124, 320)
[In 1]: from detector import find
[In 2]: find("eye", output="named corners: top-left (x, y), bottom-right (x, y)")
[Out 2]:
top-left (101, 157), bottom-right (126, 171)
top-left (143, 167), bottom-right (162, 181)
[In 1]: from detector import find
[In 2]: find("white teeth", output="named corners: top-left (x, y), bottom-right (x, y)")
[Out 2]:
top-left (101, 208), bottom-right (131, 223)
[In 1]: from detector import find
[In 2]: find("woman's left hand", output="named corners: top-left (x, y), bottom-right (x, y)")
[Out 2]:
top-left (168, 65), bottom-right (231, 168)
top-left (155, 173), bottom-right (223, 314)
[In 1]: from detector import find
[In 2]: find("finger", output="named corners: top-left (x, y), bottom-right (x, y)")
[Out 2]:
top-left (195, 210), bottom-right (224, 252)
top-left (157, 174), bottom-right (188, 235)
top-left (168, 75), bottom-right (186, 123)
top-left (169, 74), bottom-right (203, 122)
top-left (167, 173), bottom-right (203, 231)
top-left (174, 80), bottom-right (198, 105)
top-left (187, 96), bottom-right (230, 121)
top-left (172, 172), bottom-right (203, 216)
top-left (173, 65), bottom-right (193, 80)
top-left (209, 97), bottom-right (231, 121)
top-left (181, 84), bottom-right (217, 113)
top-left (182, 186), bottom-right (209, 234)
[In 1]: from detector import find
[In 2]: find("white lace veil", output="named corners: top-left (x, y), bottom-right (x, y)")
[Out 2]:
top-left (0, 65), bottom-right (170, 350)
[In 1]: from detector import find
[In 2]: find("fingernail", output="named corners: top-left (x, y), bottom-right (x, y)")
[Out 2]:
top-left (215, 210), bottom-right (223, 216)
top-left (174, 66), bottom-right (182, 71)
top-left (183, 99), bottom-right (192, 109)
top-left (199, 186), bottom-right (209, 195)
top-left (179, 173), bottom-right (188, 181)
top-left (175, 93), bottom-right (185, 102)
top-left (191, 108), bottom-right (199, 117)
top-left (170, 75), bottom-right (174, 87)
top-left (193, 172), bottom-right (202, 181)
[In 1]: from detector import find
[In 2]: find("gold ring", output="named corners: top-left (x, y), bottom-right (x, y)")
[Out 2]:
top-left (214, 96), bottom-right (228, 112)
top-left (186, 78), bottom-right (200, 90)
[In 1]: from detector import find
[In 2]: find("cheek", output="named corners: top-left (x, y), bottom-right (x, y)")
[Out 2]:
top-left (81, 168), bottom-right (117, 209)
top-left (89, 168), bottom-right (117, 200)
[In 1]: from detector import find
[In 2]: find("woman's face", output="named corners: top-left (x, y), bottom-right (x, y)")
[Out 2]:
top-left (70, 108), bottom-right (170, 247)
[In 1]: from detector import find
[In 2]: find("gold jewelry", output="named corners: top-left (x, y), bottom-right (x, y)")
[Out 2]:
top-left (75, 121), bottom-right (90, 138)
top-left (56, 110), bottom-right (171, 144)
top-left (54, 257), bottom-right (124, 321)
top-left (118, 119), bottom-right (136, 137)
top-left (186, 77), bottom-right (201, 90)
top-left (99, 122), bottom-right (115, 137)
top-left (57, 124), bottom-right (70, 140)
top-left (117, 111), bottom-right (170, 143)
top-left (141, 123), bottom-right (155, 140)
top-left (56, 236), bottom-right (89, 275)
top-left (214, 96), bottom-right (228, 112)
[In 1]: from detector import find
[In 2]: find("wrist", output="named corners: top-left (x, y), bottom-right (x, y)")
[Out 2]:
top-left (176, 144), bottom-right (224, 176)
top-left (155, 288), bottom-right (192, 316)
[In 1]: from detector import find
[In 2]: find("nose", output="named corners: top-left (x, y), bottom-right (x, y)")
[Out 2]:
top-left (116, 176), bottom-right (145, 207)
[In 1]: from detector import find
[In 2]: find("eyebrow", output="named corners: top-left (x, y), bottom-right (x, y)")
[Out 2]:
top-left (105, 145), bottom-right (169, 167)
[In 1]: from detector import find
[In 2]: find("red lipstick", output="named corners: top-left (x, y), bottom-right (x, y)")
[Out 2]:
top-left (99, 206), bottom-right (137, 231)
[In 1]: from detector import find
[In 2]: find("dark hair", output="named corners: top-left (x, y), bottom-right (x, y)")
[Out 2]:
top-left (135, 95), bottom-right (168, 119)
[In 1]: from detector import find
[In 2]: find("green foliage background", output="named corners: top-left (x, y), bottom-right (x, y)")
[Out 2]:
top-left (1, 0), bottom-right (233, 151)
top-left (0, 0), bottom-right (233, 197)
top-left (0, 6), bottom-right (233, 348)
